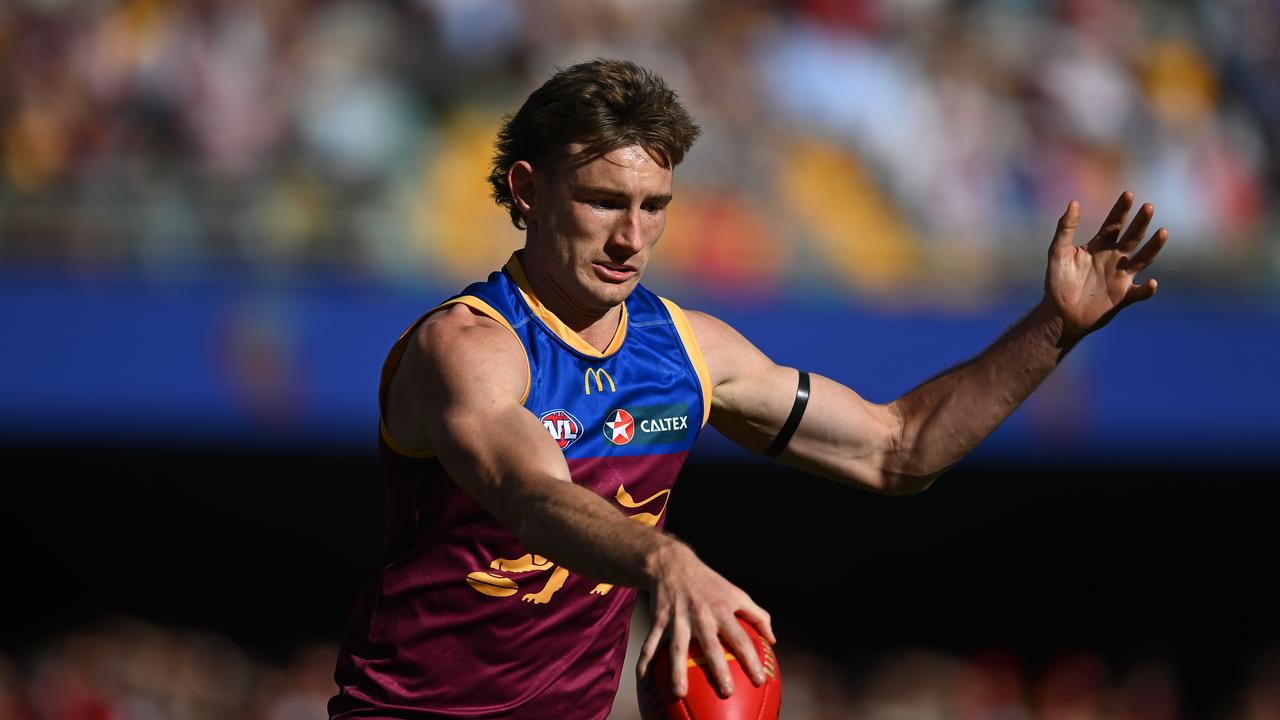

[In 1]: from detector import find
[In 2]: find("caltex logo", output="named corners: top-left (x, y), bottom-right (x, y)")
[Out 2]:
top-left (540, 409), bottom-right (582, 450)
top-left (603, 408), bottom-right (635, 445)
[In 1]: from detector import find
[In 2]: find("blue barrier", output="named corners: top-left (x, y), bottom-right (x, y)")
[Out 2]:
top-left (2, 271), bottom-right (1276, 461)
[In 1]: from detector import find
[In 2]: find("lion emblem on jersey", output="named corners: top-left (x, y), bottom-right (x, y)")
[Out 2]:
top-left (464, 483), bottom-right (670, 604)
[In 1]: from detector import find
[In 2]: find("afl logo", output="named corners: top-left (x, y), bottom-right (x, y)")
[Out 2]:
top-left (603, 408), bottom-right (636, 445)
top-left (540, 409), bottom-right (583, 451)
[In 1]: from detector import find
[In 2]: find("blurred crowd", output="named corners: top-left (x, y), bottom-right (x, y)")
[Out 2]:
top-left (0, 619), bottom-right (333, 720)
top-left (3, 617), bottom-right (1280, 719)
top-left (1, 0), bottom-right (1277, 299)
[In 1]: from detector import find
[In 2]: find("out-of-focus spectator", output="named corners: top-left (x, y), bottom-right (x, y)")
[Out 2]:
top-left (1227, 651), bottom-right (1280, 720)
top-left (0, 0), bottom-right (1276, 298)
top-left (2, 618), bottom-right (336, 720)
top-left (5, 616), bottom-right (1279, 719)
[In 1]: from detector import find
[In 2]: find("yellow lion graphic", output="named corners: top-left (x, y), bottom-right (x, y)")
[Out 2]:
top-left (464, 484), bottom-right (670, 604)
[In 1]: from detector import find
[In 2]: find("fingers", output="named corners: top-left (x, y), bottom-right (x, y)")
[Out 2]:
top-left (1050, 200), bottom-right (1080, 255)
top-left (1125, 227), bottom-right (1168, 274)
top-left (640, 551), bottom-right (776, 701)
top-left (1116, 202), bottom-right (1154, 253)
top-left (693, 616), bottom-right (736, 698)
top-left (719, 618), bottom-right (767, 688)
top-left (668, 613), bottom-right (691, 698)
top-left (636, 605), bottom-right (669, 682)
top-left (737, 603), bottom-right (776, 646)
top-left (1124, 278), bottom-right (1158, 305)
top-left (1088, 191), bottom-right (1134, 250)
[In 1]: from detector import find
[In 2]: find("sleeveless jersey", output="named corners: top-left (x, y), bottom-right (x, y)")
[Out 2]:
top-left (330, 253), bottom-right (711, 719)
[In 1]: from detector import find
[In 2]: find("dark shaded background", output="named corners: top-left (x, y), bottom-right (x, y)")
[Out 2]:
top-left (5, 445), bottom-right (1277, 716)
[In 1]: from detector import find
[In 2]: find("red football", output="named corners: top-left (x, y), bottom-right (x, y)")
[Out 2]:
top-left (639, 616), bottom-right (781, 720)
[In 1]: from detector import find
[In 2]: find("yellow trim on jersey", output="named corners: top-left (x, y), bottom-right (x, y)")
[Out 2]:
top-left (379, 295), bottom-right (531, 459)
top-left (439, 295), bottom-right (532, 406)
top-left (380, 417), bottom-right (435, 458)
top-left (660, 297), bottom-right (712, 428)
top-left (504, 253), bottom-right (628, 358)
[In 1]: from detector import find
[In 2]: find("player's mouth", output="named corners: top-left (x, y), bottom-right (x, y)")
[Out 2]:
top-left (592, 262), bottom-right (637, 283)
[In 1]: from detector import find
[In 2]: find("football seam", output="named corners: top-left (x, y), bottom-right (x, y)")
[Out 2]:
top-left (754, 667), bottom-right (776, 720)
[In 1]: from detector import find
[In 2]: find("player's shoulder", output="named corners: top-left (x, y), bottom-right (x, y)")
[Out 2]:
top-left (406, 303), bottom-right (527, 392)
top-left (666, 303), bottom-right (773, 386)
top-left (417, 302), bottom-right (515, 347)
top-left (673, 306), bottom-right (746, 349)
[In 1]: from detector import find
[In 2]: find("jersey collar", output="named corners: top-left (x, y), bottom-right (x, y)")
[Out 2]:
top-left (505, 252), bottom-right (628, 358)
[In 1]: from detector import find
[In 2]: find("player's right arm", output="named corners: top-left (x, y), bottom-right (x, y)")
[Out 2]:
top-left (384, 303), bottom-right (774, 699)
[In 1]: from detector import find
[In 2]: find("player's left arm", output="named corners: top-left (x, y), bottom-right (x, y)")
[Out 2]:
top-left (692, 192), bottom-right (1167, 495)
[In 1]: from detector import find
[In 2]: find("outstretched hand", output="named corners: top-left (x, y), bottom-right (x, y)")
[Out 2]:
top-left (1045, 192), bottom-right (1168, 345)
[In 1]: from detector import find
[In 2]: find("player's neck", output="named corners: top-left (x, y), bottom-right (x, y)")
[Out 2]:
top-left (517, 249), bottom-right (622, 354)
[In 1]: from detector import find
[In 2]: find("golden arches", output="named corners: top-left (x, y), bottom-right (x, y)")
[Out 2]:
top-left (584, 367), bottom-right (616, 395)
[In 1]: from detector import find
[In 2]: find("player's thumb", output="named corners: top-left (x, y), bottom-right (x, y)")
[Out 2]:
top-left (1125, 278), bottom-right (1158, 305)
top-left (1050, 201), bottom-right (1080, 255)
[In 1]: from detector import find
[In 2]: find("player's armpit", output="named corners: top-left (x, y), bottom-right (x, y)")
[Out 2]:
top-left (683, 310), bottom-right (914, 495)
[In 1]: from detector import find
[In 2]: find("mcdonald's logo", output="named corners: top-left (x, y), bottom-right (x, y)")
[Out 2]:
top-left (584, 368), bottom-right (616, 395)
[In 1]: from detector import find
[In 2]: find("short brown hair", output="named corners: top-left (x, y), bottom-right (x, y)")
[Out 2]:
top-left (488, 59), bottom-right (701, 229)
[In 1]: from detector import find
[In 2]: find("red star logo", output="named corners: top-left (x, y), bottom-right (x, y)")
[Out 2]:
top-left (604, 409), bottom-right (635, 445)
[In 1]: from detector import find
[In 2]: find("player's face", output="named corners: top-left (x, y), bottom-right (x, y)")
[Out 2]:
top-left (530, 144), bottom-right (673, 313)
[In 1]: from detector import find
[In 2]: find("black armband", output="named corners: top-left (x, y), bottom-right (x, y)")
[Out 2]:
top-left (764, 371), bottom-right (810, 459)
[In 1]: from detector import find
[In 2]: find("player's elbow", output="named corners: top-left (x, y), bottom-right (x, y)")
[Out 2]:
top-left (875, 469), bottom-right (943, 496)
top-left (867, 408), bottom-right (938, 495)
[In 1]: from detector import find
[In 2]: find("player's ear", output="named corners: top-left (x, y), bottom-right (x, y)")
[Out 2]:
top-left (508, 161), bottom-right (537, 223)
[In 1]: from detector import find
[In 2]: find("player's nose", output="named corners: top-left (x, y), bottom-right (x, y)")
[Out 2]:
top-left (610, 210), bottom-right (646, 253)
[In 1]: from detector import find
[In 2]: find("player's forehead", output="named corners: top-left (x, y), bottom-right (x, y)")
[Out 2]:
top-left (559, 143), bottom-right (673, 196)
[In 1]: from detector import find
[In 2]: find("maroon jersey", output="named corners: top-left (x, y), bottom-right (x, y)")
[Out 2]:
top-left (330, 256), bottom-right (710, 718)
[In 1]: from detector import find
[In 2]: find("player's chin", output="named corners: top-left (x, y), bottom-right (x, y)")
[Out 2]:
top-left (609, 279), bottom-right (641, 303)
top-left (586, 273), bottom-right (640, 304)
